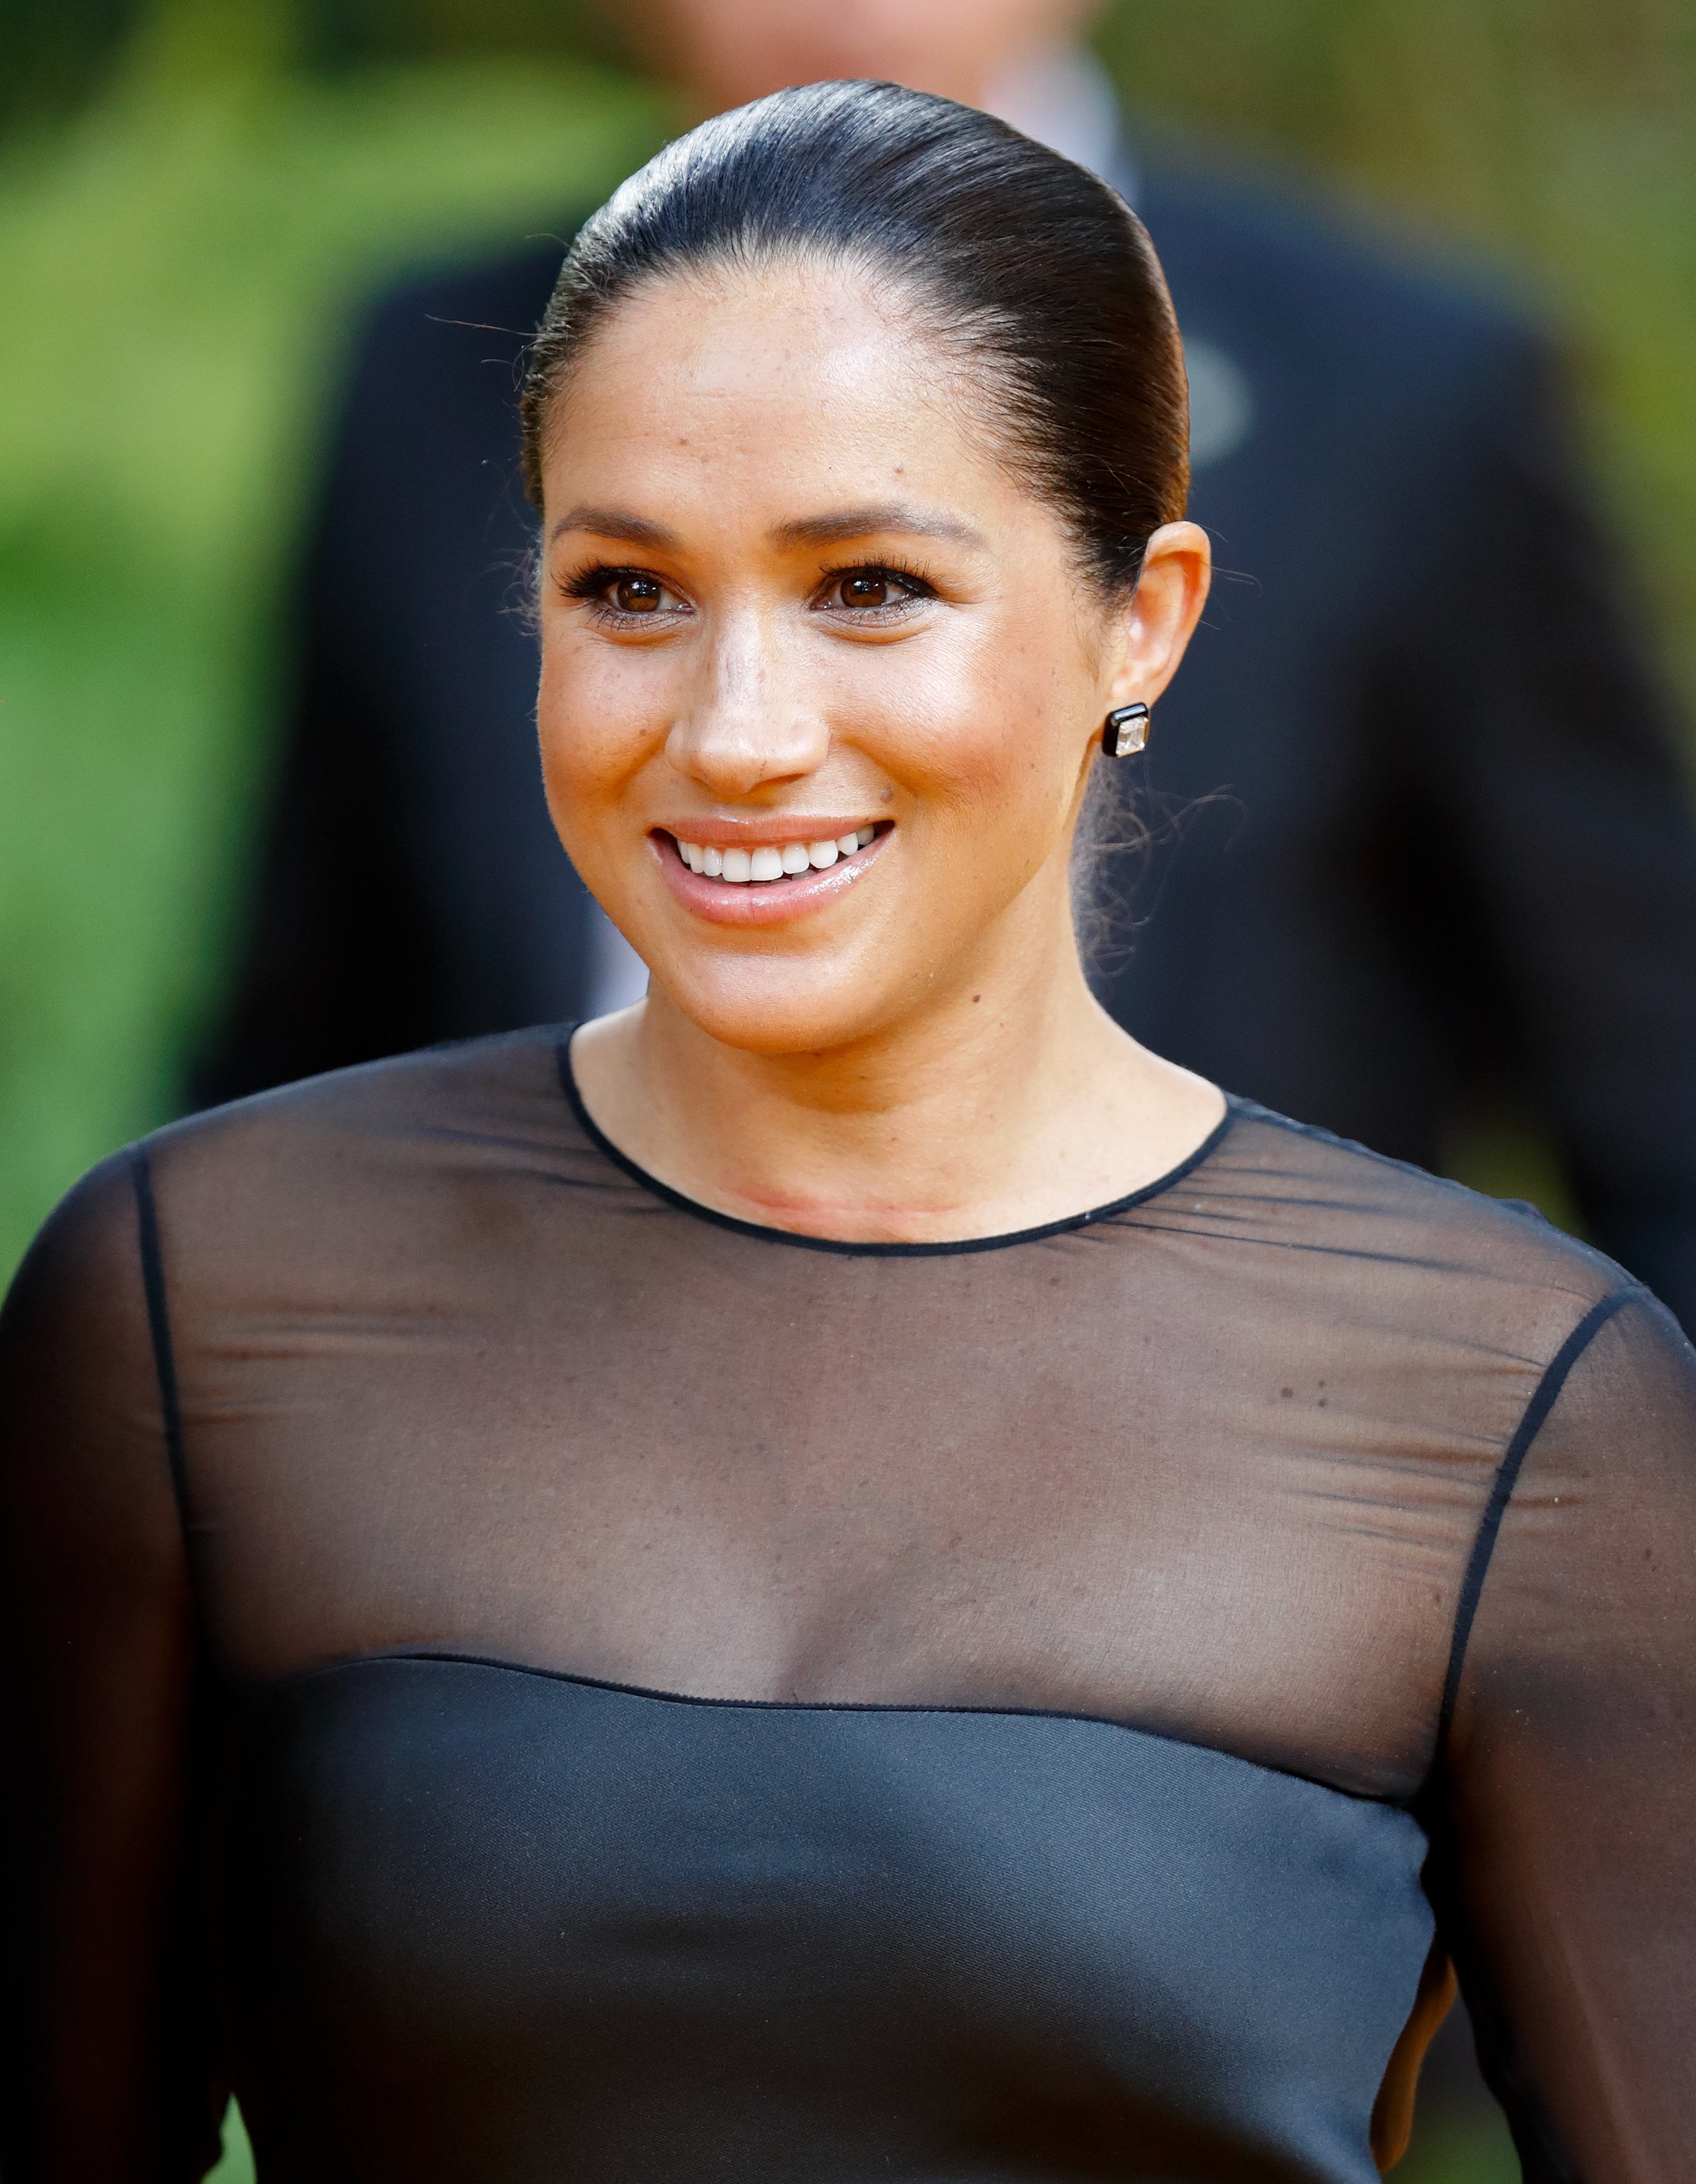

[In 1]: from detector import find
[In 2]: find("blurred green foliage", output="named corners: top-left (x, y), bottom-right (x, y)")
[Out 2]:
top-left (0, 0), bottom-right (147, 138)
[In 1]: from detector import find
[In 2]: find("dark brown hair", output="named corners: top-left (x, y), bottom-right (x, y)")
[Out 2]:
top-left (519, 78), bottom-right (1189, 595)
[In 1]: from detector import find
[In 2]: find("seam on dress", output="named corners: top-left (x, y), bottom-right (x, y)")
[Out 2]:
top-left (269, 1646), bottom-right (1412, 1808)
top-left (129, 1145), bottom-right (192, 1531)
top-left (1437, 1283), bottom-right (1640, 1747)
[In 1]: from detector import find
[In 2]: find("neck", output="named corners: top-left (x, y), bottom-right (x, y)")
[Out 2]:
top-left (571, 895), bottom-right (1224, 1245)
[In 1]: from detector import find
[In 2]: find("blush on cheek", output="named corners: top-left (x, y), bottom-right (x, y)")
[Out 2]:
top-left (537, 644), bottom-right (661, 808)
top-left (917, 704), bottom-right (1064, 834)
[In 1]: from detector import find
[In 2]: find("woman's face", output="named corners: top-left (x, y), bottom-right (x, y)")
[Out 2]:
top-left (536, 260), bottom-right (1207, 1055)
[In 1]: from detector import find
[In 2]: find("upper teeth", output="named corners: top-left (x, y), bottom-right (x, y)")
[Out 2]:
top-left (676, 828), bottom-right (876, 881)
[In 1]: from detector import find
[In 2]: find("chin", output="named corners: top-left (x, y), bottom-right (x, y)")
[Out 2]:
top-left (647, 953), bottom-right (909, 1058)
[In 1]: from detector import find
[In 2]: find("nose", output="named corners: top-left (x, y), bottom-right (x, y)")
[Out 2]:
top-left (664, 608), bottom-right (830, 798)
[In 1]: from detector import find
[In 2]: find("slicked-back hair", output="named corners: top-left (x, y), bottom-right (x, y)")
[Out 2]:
top-left (519, 79), bottom-right (1189, 596)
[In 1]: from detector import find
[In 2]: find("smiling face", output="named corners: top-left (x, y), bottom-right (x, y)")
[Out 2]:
top-left (536, 257), bottom-right (1201, 1057)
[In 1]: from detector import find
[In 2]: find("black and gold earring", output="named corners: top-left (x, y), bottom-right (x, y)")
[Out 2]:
top-left (1102, 702), bottom-right (1150, 758)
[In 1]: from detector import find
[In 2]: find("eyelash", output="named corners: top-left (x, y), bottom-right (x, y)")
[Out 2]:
top-left (816, 560), bottom-right (936, 618)
top-left (559, 565), bottom-right (676, 625)
top-left (558, 560), bottom-right (938, 627)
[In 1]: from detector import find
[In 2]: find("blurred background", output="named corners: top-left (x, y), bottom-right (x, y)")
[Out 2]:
top-left (3, 1), bottom-right (1693, 2176)
top-left (4, 0), bottom-right (1695, 1278)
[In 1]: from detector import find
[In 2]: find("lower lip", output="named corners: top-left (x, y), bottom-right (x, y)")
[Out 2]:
top-left (654, 830), bottom-right (890, 926)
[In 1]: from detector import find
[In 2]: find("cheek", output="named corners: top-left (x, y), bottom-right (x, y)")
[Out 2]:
top-left (858, 613), bottom-right (1078, 843)
top-left (536, 623), bottom-right (669, 813)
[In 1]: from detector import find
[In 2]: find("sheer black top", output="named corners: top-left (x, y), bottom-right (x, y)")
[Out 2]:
top-left (3, 1027), bottom-right (1694, 2180)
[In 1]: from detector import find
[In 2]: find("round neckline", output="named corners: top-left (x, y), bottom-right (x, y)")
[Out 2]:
top-left (555, 1029), bottom-right (1238, 1259)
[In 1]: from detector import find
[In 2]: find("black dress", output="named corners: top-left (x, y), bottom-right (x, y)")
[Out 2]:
top-left (3, 1027), bottom-right (1693, 2181)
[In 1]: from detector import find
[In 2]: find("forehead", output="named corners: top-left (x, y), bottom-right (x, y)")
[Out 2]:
top-left (542, 261), bottom-right (1016, 525)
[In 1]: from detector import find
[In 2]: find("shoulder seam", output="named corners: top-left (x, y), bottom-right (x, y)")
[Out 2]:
top-left (1235, 1102), bottom-right (1626, 1271)
top-left (128, 1147), bottom-right (192, 1533)
top-left (1238, 1099), bottom-right (1538, 1209)
top-left (1436, 1284), bottom-right (1642, 1747)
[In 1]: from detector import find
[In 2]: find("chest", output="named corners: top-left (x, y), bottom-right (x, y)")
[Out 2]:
top-left (175, 1219), bottom-right (1501, 1798)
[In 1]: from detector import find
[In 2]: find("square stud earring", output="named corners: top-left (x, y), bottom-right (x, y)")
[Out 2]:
top-left (1102, 702), bottom-right (1150, 757)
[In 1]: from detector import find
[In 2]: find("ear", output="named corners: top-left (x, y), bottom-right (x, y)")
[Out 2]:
top-left (1103, 521), bottom-right (1213, 712)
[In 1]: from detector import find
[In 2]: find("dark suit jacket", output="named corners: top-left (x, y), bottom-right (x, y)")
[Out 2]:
top-left (192, 152), bottom-right (1696, 1333)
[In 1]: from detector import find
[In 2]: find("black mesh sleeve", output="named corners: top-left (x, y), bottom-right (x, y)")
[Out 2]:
top-left (0, 1153), bottom-right (223, 2182)
top-left (1431, 1287), bottom-right (1696, 2176)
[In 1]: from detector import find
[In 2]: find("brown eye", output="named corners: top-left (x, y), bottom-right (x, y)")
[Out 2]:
top-left (823, 567), bottom-right (931, 614)
top-left (840, 572), bottom-right (892, 609)
top-left (615, 575), bottom-right (664, 614)
top-left (560, 563), bottom-right (687, 622)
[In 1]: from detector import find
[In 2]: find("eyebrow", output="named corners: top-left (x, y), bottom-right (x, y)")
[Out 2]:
top-left (548, 502), bottom-right (988, 553)
top-left (548, 505), bottom-right (680, 549)
top-left (771, 504), bottom-right (988, 553)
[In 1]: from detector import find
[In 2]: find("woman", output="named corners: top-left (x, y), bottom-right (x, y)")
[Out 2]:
top-left (2, 80), bottom-right (1692, 2184)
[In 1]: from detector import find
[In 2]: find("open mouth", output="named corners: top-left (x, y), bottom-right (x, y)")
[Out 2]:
top-left (663, 825), bottom-right (884, 885)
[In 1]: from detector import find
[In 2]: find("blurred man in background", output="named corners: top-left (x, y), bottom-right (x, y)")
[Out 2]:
top-left (192, 0), bottom-right (1696, 1341)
